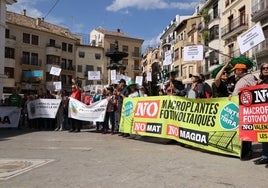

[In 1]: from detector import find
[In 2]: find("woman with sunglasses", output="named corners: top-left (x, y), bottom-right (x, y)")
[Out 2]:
top-left (254, 63), bottom-right (268, 168)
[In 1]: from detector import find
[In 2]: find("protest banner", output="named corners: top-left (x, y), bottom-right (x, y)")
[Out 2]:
top-left (0, 107), bottom-right (21, 128)
top-left (119, 96), bottom-right (241, 157)
top-left (239, 84), bottom-right (268, 142)
top-left (27, 99), bottom-right (61, 119)
top-left (68, 97), bottom-right (108, 122)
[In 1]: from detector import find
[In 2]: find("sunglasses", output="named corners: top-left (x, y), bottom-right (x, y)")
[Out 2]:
top-left (262, 67), bottom-right (268, 70)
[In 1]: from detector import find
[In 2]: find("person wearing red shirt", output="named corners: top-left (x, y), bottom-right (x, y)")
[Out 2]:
top-left (69, 82), bottom-right (82, 132)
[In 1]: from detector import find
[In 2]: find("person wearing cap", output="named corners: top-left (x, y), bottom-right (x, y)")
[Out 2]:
top-left (181, 73), bottom-right (207, 98)
top-left (229, 59), bottom-right (258, 160)
top-left (165, 69), bottom-right (184, 96)
top-left (127, 81), bottom-right (141, 97)
top-left (211, 62), bottom-right (231, 97)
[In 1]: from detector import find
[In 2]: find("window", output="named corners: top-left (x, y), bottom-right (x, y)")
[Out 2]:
top-left (61, 75), bottom-right (66, 85)
top-left (22, 51), bottom-right (30, 64)
top-left (47, 55), bottom-right (60, 65)
top-left (123, 45), bottom-right (128, 52)
top-left (5, 47), bottom-right (15, 59)
top-left (32, 35), bottom-right (39, 45)
top-left (46, 72), bottom-right (53, 81)
top-left (97, 66), bottom-right (102, 74)
top-left (68, 44), bottom-right (73, 53)
top-left (86, 65), bottom-right (94, 71)
top-left (79, 51), bottom-right (85, 58)
top-left (5, 29), bottom-right (10, 38)
top-left (110, 43), bottom-right (115, 51)
top-left (49, 39), bottom-right (56, 46)
top-left (209, 51), bottom-right (218, 66)
top-left (4, 67), bottom-right (14, 78)
top-left (209, 25), bottom-right (219, 41)
top-left (68, 59), bottom-right (73, 70)
top-left (31, 53), bottom-right (38, 65)
top-left (23, 33), bottom-right (30, 44)
top-left (95, 53), bottom-right (101, 60)
top-left (134, 60), bottom-right (139, 70)
top-left (228, 43), bottom-right (234, 57)
top-left (61, 58), bottom-right (67, 69)
top-left (77, 65), bottom-right (83, 72)
top-left (62, 42), bottom-right (67, 51)
top-left (213, 3), bottom-right (218, 19)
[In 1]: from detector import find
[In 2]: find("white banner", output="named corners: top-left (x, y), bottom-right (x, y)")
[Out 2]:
top-left (0, 107), bottom-right (21, 128)
top-left (110, 70), bottom-right (116, 80)
top-left (50, 66), bottom-right (62, 76)
top-left (183, 45), bottom-right (204, 61)
top-left (88, 71), bottom-right (101, 80)
top-left (163, 50), bottom-right (172, 66)
top-left (68, 97), bottom-right (108, 122)
top-left (135, 76), bottom-right (143, 86)
top-left (237, 22), bottom-right (265, 54)
top-left (147, 71), bottom-right (152, 82)
top-left (27, 99), bottom-right (61, 119)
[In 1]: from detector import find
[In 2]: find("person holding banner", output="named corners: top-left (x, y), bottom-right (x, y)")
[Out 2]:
top-left (165, 69), bottom-right (184, 96)
top-left (254, 62), bottom-right (268, 167)
top-left (92, 89), bottom-right (102, 132)
top-left (69, 80), bottom-right (82, 132)
top-left (229, 56), bottom-right (258, 160)
top-left (117, 79), bottom-right (128, 136)
top-left (102, 86), bottom-right (117, 134)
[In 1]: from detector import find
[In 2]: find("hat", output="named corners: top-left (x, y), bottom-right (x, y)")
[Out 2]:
top-left (106, 86), bottom-right (114, 91)
top-left (210, 64), bottom-right (232, 78)
top-left (118, 79), bottom-right (126, 84)
top-left (164, 69), bottom-right (179, 78)
top-left (127, 81), bottom-right (137, 88)
top-left (189, 73), bottom-right (201, 78)
top-left (231, 63), bottom-right (247, 71)
top-left (230, 56), bottom-right (255, 69)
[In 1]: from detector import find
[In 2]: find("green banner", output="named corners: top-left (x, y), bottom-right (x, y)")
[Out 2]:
top-left (119, 96), bottom-right (241, 157)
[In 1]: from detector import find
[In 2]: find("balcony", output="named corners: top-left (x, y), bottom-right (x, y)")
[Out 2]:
top-left (132, 65), bottom-right (141, 72)
top-left (132, 52), bottom-right (142, 58)
top-left (21, 58), bottom-right (42, 67)
top-left (46, 44), bottom-right (62, 56)
top-left (3, 77), bottom-right (15, 88)
top-left (253, 38), bottom-right (268, 58)
top-left (221, 15), bottom-right (248, 40)
top-left (5, 58), bottom-right (15, 67)
top-left (198, 21), bottom-right (207, 32)
top-left (251, 0), bottom-right (268, 22)
top-left (5, 35), bottom-right (16, 46)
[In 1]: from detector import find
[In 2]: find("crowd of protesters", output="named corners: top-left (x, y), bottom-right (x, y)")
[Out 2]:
top-left (1, 56), bottom-right (268, 168)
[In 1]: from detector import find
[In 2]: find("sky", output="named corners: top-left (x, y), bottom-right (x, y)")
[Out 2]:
top-left (7, 0), bottom-right (198, 51)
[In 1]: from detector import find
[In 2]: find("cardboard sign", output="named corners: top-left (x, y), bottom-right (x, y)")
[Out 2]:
top-left (237, 22), bottom-right (265, 54)
top-left (183, 45), bottom-right (204, 61)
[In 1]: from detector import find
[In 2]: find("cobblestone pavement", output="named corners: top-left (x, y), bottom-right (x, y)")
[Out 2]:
top-left (0, 128), bottom-right (267, 188)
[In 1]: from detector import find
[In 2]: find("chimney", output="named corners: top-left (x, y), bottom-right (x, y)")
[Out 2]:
top-left (117, 28), bottom-right (120, 33)
top-left (36, 18), bottom-right (42, 26)
top-left (22, 9), bottom-right (26, 16)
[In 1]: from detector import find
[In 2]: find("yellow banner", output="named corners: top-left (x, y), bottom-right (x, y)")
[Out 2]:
top-left (119, 96), bottom-right (241, 157)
